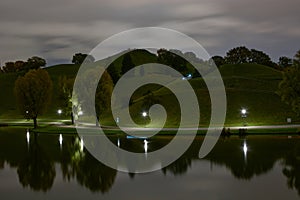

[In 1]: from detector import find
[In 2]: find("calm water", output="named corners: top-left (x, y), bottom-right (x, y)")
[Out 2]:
top-left (0, 127), bottom-right (300, 200)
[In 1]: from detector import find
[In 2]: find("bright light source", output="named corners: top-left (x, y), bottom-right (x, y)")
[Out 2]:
top-left (241, 109), bottom-right (247, 115)
top-left (142, 111), bottom-right (147, 117)
top-left (78, 111), bottom-right (83, 116)
top-left (57, 109), bottom-right (62, 114)
top-left (26, 110), bottom-right (29, 114)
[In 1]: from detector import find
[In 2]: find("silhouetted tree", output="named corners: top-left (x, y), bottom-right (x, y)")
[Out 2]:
top-left (211, 55), bottom-right (225, 67)
top-left (24, 56), bottom-right (46, 70)
top-left (250, 49), bottom-right (272, 66)
top-left (225, 46), bottom-right (252, 64)
top-left (278, 56), bottom-right (293, 68)
top-left (157, 48), bottom-right (188, 75)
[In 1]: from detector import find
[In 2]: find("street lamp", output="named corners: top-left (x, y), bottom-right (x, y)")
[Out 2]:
top-left (241, 108), bottom-right (247, 117)
top-left (241, 108), bottom-right (247, 126)
top-left (142, 111), bottom-right (147, 117)
top-left (57, 109), bottom-right (62, 115)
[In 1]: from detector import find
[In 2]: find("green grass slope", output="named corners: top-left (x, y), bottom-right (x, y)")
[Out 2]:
top-left (0, 54), bottom-right (299, 127)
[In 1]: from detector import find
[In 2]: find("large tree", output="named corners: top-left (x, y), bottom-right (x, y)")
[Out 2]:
top-left (76, 66), bottom-right (114, 126)
top-left (25, 56), bottom-right (46, 70)
top-left (157, 48), bottom-right (189, 75)
top-left (225, 46), bottom-right (252, 64)
top-left (278, 50), bottom-right (300, 116)
top-left (14, 69), bottom-right (53, 128)
top-left (58, 76), bottom-right (75, 124)
top-left (95, 70), bottom-right (114, 124)
top-left (249, 49), bottom-right (272, 66)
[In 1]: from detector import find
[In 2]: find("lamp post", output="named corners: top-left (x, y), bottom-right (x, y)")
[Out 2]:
top-left (142, 111), bottom-right (147, 117)
top-left (142, 111), bottom-right (148, 127)
top-left (241, 108), bottom-right (247, 126)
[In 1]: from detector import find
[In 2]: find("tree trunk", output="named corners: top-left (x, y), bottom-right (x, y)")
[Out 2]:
top-left (71, 112), bottom-right (74, 125)
top-left (33, 117), bottom-right (38, 129)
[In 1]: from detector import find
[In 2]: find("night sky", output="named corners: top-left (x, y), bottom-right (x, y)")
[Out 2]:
top-left (0, 0), bottom-right (299, 65)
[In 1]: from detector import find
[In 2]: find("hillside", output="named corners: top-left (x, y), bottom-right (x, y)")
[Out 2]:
top-left (0, 51), bottom-right (299, 126)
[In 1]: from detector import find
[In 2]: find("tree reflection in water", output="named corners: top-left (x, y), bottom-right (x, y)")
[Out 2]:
top-left (17, 133), bottom-right (56, 192)
top-left (0, 129), bottom-right (299, 196)
top-left (282, 140), bottom-right (300, 195)
top-left (60, 136), bottom-right (117, 193)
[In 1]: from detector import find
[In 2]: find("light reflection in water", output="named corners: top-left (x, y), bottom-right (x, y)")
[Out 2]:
top-left (80, 138), bottom-right (84, 152)
top-left (243, 140), bottom-right (248, 163)
top-left (59, 134), bottom-right (63, 148)
top-left (144, 139), bottom-right (148, 154)
top-left (26, 129), bottom-right (30, 144)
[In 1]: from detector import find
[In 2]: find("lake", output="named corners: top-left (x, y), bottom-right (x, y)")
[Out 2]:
top-left (0, 127), bottom-right (299, 199)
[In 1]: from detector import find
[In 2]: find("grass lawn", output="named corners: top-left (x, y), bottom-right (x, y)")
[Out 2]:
top-left (1, 51), bottom-right (300, 130)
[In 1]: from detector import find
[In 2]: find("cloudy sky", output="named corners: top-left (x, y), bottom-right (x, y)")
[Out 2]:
top-left (0, 0), bottom-right (299, 65)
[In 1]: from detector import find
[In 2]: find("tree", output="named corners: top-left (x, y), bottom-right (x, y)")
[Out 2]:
top-left (225, 46), bottom-right (252, 64)
top-left (72, 53), bottom-right (95, 64)
top-left (294, 50), bottom-right (300, 66)
top-left (157, 49), bottom-right (189, 75)
top-left (17, 133), bottom-right (56, 192)
top-left (121, 53), bottom-right (134, 75)
top-left (211, 56), bottom-right (225, 67)
top-left (76, 66), bottom-right (114, 126)
top-left (278, 56), bottom-right (293, 68)
top-left (14, 69), bottom-right (53, 128)
top-left (14, 60), bottom-right (26, 72)
top-left (278, 50), bottom-right (300, 116)
top-left (249, 49), bottom-right (272, 66)
top-left (58, 76), bottom-right (75, 124)
top-left (25, 56), bottom-right (46, 70)
top-left (2, 62), bottom-right (15, 73)
top-left (95, 70), bottom-right (114, 124)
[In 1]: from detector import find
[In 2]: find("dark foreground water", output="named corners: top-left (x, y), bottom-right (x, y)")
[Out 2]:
top-left (0, 127), bottom-right (300, 200)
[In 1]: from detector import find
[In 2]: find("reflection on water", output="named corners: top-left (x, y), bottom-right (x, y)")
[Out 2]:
top-left (243, 139), bottom-right (248, 163)
top-left (18, 132), bottom-right (56, 192)
top-left (0, 128), bottom-right (300, 199)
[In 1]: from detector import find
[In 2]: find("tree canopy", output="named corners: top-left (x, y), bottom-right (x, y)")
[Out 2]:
top-left (278, 50), bottom-right (300, 116)
top-left (58, 76), bottom-right (75, 124)
top-left (14, 69), bottom-right (53, 128)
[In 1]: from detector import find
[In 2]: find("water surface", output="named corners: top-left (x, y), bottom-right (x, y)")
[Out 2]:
top-left (0, 128), bottom-right (299, 199)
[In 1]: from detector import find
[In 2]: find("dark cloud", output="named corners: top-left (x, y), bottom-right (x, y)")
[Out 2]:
top-left (0, 0), bottom-right (299, 65)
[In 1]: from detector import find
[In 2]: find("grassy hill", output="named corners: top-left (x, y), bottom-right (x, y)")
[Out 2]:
top-left (0, 51), bottom-right (299, 127)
